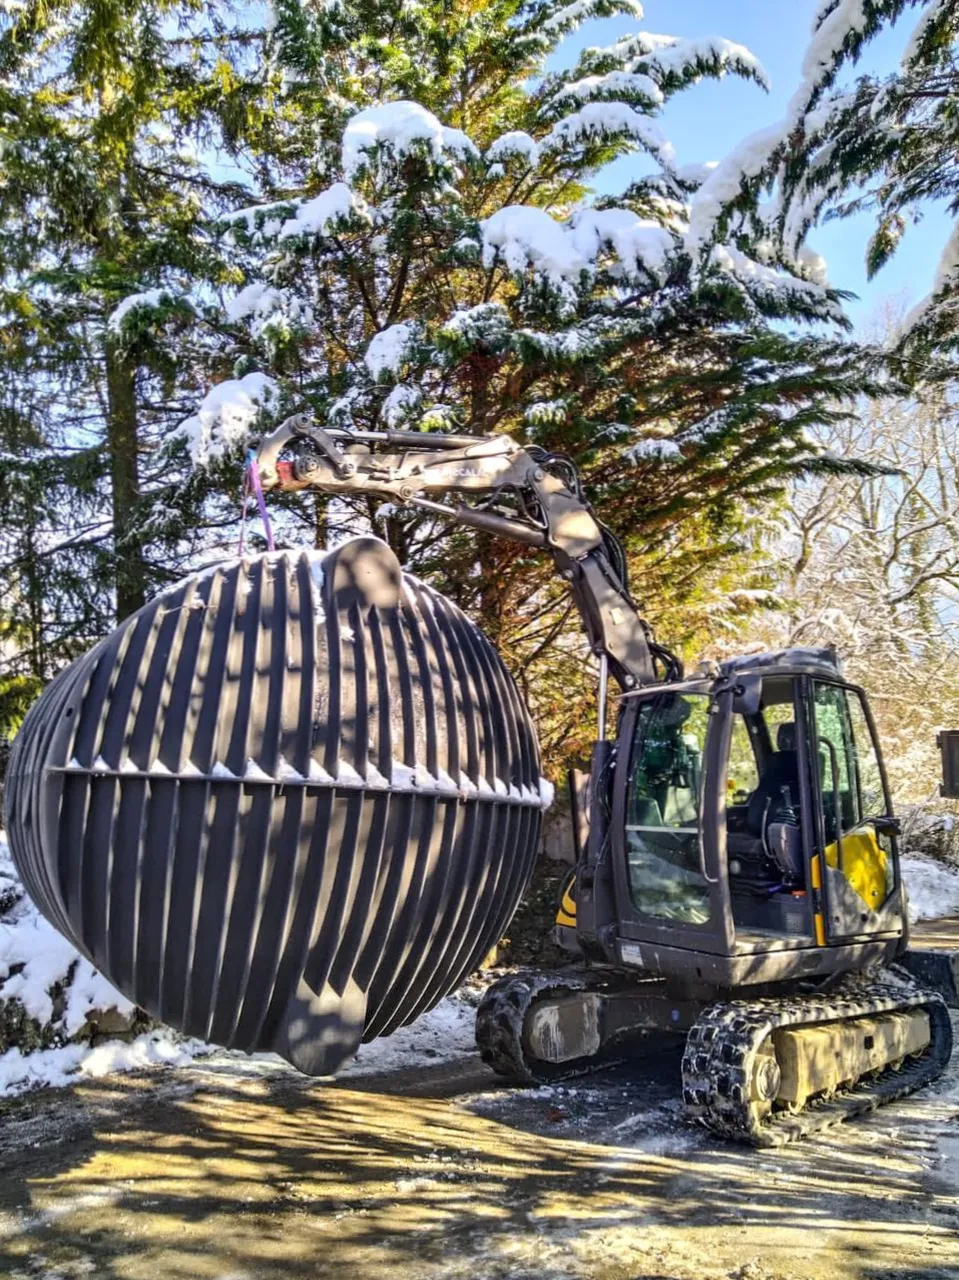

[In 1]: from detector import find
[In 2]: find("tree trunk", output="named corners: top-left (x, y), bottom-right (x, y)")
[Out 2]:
top-left (104, 342), bottom-right (147, 620)
top-left (314, 492), bottom-right (329, 550)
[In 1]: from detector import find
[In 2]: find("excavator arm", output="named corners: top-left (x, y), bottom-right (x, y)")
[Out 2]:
top-left (256, 414), bottom-right (680, 693)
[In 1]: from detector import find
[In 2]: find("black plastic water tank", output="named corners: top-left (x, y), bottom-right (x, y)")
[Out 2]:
top-left (4, 538), bottom-right (547, 1074)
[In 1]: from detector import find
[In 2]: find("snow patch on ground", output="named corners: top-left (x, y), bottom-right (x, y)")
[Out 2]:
top-left (0, 835), bottom-right (216, 1100)
top-left (342, 993), bottom-right (476, 1076)
top-left (0, 838), bottom-right (134, 1036)
top-left (0, 1030), bottom-right (212, 1101)
top-left (183, 992), bottom-right (477, 1087)
top-left (901, 855), bottom-right (959, 923)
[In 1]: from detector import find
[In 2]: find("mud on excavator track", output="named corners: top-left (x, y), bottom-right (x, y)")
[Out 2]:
top-left (476, 968), bottom-right (953, 1147)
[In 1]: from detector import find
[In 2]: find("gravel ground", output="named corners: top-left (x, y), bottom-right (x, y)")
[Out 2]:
top-left (0, 995), bottom-right (956, 1280)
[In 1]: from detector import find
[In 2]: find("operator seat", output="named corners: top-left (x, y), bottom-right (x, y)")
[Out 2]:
top-left (729, 722), bottom-right (805, 909)
top-left (747, 722), bottom-right (800, 837)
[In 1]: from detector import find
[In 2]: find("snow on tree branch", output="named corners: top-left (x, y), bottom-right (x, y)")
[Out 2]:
top-left (551, 70), bottom-right (664, 109)
top-left (277, 182), bottom-right (371, 240)
top-left (901, 0), bottom-right (950, 67)
top-left (904, 221), bottom-right (959, 332)
top-left (107, 288), bottom-right (193, 342)
top-left (178, 373), bottom-right (280, 466)
top-left (481, 206), bottom-right (588, 288)
top-left (685, 0), bottom-right (959, 360)
top-left (224, 282), bottom-right (314, 343)
top-left (174, 14), bottom-right (862, 483)
top-left (364, 322), bottom-right (420, 380)
top-left (539, 101), bottom-right (676, 169)
top-left (685, 122), bottom-right (787, 258)
top-left (582, 31), bottom-right (768, 96)
top-left (569, 208), bottom-right (674, 282)
top-left (486, 131), bottom-right (541, 167)
top-left (540, 0), bottom-right (645, 35)
top-left (708, 244), bottom-right (841, 319)
top-left (342, 101), bottom-right (479, 179)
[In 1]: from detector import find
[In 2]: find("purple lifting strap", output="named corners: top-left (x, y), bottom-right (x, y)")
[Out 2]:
top-left (245, 449), bottom-right (276, 552)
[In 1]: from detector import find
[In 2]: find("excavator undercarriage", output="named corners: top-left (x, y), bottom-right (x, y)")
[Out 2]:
top-left (476, 967), bottom-right (952, 1146)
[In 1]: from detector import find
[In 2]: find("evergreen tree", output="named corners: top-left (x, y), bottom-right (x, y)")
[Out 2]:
top-left (682, 0), bottom-right (959, 368)
top-left (0, 0), bottom-right (278, 681)
top-left (172, 1), bottom-right (885, 763)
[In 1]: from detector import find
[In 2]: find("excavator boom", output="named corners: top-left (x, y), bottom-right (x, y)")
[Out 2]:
top-left (256, 416), bottom-right (680, 692)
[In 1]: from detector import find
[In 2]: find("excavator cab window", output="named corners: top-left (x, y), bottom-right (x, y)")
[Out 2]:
top-left (625, 691), bottom-right (711, 925)
top-left (811, 681), bottom-right (897, 924)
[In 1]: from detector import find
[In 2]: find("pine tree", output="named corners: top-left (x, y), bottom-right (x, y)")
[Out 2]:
top-left (0, 0), bottom-right (279, 670)
top-left (170, 1), bottom-right (885, 764)
top-left (682, 0), bottom-right (959, 368)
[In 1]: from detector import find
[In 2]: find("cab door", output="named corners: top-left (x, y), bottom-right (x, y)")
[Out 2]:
top-left (613, 686), bottom-right (732, 953)
top-left (808, 680), bottom-right (902, 941)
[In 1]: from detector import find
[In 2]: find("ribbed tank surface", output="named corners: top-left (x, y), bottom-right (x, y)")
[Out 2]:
top-left (4, 538), bottom-right (547, 1074)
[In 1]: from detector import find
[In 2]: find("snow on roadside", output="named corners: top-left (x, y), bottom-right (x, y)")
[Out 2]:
top-left (0, 990), bottom-right (477, 1100)
top-left (0, 1029), bottom-right (212, 1101)
top-left (0, 836), bottom-right (135, 1037)
top-left (190, 992), bottom-right (478, 1088)
top-left (0, 835), bottom-right (216, 1100)
top-left (901, 854), bottom-right (959, 923)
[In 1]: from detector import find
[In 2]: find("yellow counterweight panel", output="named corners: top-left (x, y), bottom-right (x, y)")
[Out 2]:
top-left (823, 826), bottom-right (887, 910)
top-left (555, 873), bottom-right (577, 928)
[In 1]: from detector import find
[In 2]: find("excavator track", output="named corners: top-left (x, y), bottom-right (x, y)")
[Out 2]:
top-left (476, 972), bottom-right (606, 1083)
top-left (682, 967), bottom-right (953, 1147)
top-left (479, 967), bottom-right (953, 1146)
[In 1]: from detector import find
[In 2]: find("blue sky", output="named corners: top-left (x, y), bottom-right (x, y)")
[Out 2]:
top-left (559, 0), bottom-right (952, 331)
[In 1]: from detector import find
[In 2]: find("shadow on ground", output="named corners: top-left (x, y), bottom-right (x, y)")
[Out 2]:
top-left (0, 1037), bottom-right (957, 1280)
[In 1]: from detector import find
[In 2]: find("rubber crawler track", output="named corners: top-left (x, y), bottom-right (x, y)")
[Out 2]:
top-left (477, 966), bottom-right (953, 1147)
top-left (475, 971), bottom-right (595, 1083)
top-left (681, 967), bottom-right (953, 1147)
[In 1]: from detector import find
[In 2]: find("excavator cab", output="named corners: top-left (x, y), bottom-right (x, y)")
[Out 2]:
top-left (599, 648), bottom-right (908, 989)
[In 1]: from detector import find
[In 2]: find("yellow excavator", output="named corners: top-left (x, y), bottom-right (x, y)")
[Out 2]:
top-left (252, 416), bottom-right (956, 1146)
top-left (7, 416), bottom-right (955, 1150)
